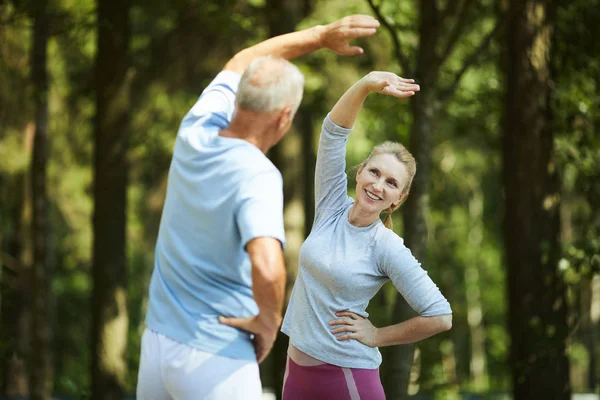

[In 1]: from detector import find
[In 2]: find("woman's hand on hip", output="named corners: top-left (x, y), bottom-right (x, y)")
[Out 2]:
top-left (329, 311), bottom-right (380, 348)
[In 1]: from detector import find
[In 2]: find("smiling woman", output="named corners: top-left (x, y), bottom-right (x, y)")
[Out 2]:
top-left (353, 143), bottom-right (416, 229)
top-left (280, 71), bottom-right (453, 400)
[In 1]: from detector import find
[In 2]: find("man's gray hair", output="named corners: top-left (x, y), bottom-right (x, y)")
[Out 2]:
top-left (236, 56), bottom-right (305, 114)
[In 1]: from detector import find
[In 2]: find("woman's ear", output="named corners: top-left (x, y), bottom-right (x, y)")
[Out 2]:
top-left (392, 192), bottom-right (407, 208)
top-left (355, 165), bottom-right (364, 183)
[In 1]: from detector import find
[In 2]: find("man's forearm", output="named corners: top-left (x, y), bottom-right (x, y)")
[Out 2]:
top-left (223, 26), bottom-right (324, 75)
top-left (375, 314), bottom-right (452, 347)
top-left (252, 258), bottom-right (286, 330)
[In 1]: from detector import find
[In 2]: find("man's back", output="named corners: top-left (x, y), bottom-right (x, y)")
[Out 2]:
top-left (145, 72), bottom-right (285, 360)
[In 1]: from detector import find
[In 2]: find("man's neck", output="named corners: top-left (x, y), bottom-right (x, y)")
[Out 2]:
top-left (219, 109), bottom-right (274, 153)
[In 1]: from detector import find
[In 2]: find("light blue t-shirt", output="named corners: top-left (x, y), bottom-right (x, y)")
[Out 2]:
top-left (281, 115), bottom-right (452, 369)
top-left (145, 71), bottom-right (286, 361)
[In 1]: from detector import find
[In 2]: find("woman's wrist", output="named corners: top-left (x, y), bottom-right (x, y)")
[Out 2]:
top-left (351, 78), bottom-right (373, 99)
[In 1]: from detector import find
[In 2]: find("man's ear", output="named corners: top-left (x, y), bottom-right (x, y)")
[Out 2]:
top-left (276, 106), bottom-right (293, 130)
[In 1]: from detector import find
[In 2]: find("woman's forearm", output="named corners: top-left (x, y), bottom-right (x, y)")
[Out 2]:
top-left (374, 314), bottom-right (452, 347)
top-left (329, 78), bottom-right (372, 128)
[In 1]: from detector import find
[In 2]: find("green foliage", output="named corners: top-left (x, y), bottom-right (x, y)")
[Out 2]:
top-left (0, 0), bottom-right (598, 396)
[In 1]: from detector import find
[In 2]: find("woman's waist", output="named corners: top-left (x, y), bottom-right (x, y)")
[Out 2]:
top-left (288, 344), bottom-right (327, 366)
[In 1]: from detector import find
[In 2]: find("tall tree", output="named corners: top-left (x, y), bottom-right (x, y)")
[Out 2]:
top-left (366, 1), bottom-right (504, 397)
top-left (29, 0), bottom-right (53, 397)
top-left (262, 1), bottom-right (319, 397)
top-left (90, 0), bottom-right (131, 398)
top-left (502, 0), bottom-right (570, 398)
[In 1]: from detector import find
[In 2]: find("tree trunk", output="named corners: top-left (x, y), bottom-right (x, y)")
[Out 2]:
top-left (385, 3), bottom-right (440, 395)
top-left (502, 1), bottom-right (570, 398)
top-left (579, 274), bottom-right (598, 392)
top-left (2, 128), bottom-right (32, 395)
top-left (29, 0), bottom-right (53, 397)
top-left (263, 2), bottom-right (314, 398)
top-left (298, 109), bottom-right (316, 238)
top-left (91, 1), bottom-right (131, 398)
top-left (465, 192), bottom-right (488, 391)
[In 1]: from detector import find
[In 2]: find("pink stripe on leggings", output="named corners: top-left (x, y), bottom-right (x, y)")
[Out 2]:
top-left (282, 357), bottom-right (386, 400)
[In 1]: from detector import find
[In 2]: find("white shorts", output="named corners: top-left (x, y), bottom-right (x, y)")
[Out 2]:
top-left (136, 328), bottom-right (262, 400)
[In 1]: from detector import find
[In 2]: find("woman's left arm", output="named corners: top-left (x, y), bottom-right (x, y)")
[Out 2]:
top-left (330, 312), bottom-right (451, 348)
top-left (330, 235), bottom-right (452, 347)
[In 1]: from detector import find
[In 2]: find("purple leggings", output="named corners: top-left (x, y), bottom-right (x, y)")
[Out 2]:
top-left (282, 357), bottom-right (386, 400)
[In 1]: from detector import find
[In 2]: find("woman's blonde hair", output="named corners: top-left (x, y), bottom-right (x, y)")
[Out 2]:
top-left (357, 141), bottom-right (416, 230)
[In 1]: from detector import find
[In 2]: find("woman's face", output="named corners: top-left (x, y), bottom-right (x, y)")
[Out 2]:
top-left (355, 153), bottom-right (409, 216)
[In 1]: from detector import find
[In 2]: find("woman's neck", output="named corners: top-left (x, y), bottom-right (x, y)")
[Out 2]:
top-left (347, 203), bottom-right (379, 227)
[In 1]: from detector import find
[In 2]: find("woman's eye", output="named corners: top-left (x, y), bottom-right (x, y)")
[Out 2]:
top-left (369, 169), bottom-right (378, 175)
top-left (388, 181), bottom-right (397, 188)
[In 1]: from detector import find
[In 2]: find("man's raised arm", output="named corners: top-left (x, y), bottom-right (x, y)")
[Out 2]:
top-left (223, 15), bottom-right (380, 75)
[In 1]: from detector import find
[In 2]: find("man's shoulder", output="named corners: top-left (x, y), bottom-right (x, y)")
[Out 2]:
top-left (225, 142), bottom-right (281, 179)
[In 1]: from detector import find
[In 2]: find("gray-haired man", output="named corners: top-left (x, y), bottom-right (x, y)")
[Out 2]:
top-left (137, 15), bottom-right (380, 400)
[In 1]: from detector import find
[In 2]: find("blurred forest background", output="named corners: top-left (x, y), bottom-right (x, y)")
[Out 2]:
top-left (0, 0), bottom-right (599, 399)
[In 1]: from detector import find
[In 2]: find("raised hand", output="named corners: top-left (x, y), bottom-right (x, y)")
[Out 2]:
top-left (319, 15), bottom-right (381, 55)
top-left (363, 71), bottom-right (420, 98)
top-left (329, 311), bottom-right (380, 347)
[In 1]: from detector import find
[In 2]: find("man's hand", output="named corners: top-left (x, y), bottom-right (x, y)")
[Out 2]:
top-left (219, 314), bottom-right (280, 363)
top-left (319, 15), bottom-right (381, 55)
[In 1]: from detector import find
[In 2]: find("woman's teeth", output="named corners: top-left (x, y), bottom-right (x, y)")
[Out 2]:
top-left (366, 190), bottom-right (381, 201)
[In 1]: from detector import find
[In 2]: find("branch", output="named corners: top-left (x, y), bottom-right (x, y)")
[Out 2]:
top-left (438, 0), bottom-right (475, 64)
top-left (439, 13), bottom-right (507, 102)
top-left (365, 0), bottom-right (412, 75)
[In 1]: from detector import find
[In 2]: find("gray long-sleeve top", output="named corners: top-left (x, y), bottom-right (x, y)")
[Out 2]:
top-left (281, 115), bottom-right (452, 369)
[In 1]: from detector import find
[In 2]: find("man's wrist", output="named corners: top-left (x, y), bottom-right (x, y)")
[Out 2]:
top-left (258, 313), bottom-right (283, 332)
top-left (311, 24), bottom-right (327, 49)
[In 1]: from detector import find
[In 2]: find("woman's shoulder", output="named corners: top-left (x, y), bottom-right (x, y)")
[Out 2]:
top-left (374, 224), bottom-right (405, 246)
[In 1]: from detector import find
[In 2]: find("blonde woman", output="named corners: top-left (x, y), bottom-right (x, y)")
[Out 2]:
top-left (281, 72), bottom-right (453, 399)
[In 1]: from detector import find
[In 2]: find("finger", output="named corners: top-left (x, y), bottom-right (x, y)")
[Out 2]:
top-left (345, 27), bottom-right (378, 39)
top-left (397, 83), bottom-right (420, 91)
top-left (219, 316), bottom-right (255, 331)
top-left (399, 77), bottom-right (416, 83)
top-left (384, 88), bottom-right (416, 98)
top-left (337, 45), bottom-right (364, 56)
top-left (253, 336), bottom-right (270, 364)
top-left (328, 317), bottom-right (354, 326)
top-left (347, 14), bottom-right (381, 29)
top-left (337, 333), bottom-right (357, 341)
top-left (336, 311), bottom-right (359, 320)
top-left (331, 326), bottom-right (357, 334)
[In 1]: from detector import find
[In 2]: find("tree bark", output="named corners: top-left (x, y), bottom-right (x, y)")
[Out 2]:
top-left (2, 130), bottom-right (31, 395)
top-left (91, 1), bottom-right (131, 398)
top-left (385, 3), bottom-right (440, 397)
top-left (502, 1), bottom-right (570, 398)
top-left (263, 2), bottom-right (314, 398)
top-left (465, 192), bottom-right (488, 391)
top-left (29, 0), bottom-right (53, 397)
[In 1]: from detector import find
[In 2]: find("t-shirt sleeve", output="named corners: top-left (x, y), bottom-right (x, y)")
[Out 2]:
top-left (313, 114), bottom-right (353, 226)
top-left (236, 168), bottom-right (286, 250)
top-left (377, 233), bottom-right (452, 317)
top-left (178, 71), bottom-right (241, 139)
